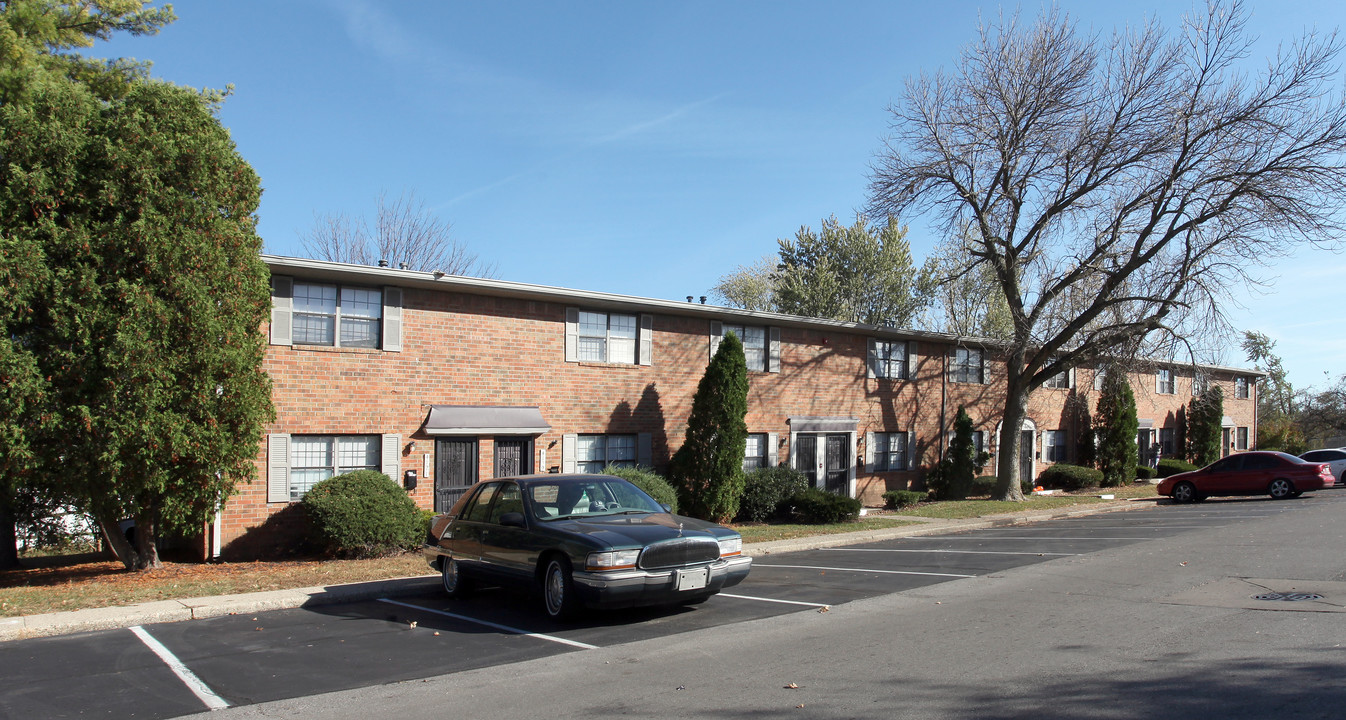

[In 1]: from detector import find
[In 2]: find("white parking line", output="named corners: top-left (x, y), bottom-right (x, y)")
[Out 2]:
top-left (377, 598), bottom-right (598, 650)
top-left (718, 593), bottom-right (831, 607)
top-left (753, 564), bottom-right (974, 578)
top-left (129, 626), bottom-right (229, 711)
top-left (924, 536), bottom-right (1172, 541)
top-left (821, 548), bottom-right (1078, 556)
top-left (1030, 525), bottom-right (1214, 529)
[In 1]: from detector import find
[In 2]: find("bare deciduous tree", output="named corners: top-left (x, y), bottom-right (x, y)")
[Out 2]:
top-left (868, 2), bottom-right (1346, 500)
top-left (301, 191), bottom-right (497, 277)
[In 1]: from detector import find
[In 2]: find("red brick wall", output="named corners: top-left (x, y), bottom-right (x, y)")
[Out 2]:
top-left (221, 277), bottom-right (1258, 557)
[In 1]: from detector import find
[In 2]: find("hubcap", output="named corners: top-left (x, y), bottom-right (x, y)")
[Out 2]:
top-left (545, 564), bottom-right (564, 615)
top-left (442, 560), bottom-right (458, 592)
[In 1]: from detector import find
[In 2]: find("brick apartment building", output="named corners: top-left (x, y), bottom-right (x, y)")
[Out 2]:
top-left (212, 255), bottom-right (1261, 559)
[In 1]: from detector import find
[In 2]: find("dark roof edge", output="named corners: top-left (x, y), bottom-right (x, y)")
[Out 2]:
top-left (261, 254), bottom-right (1265, 378)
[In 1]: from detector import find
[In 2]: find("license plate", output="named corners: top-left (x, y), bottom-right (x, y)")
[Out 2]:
top-left (675, 567), bottom-right (709, 591)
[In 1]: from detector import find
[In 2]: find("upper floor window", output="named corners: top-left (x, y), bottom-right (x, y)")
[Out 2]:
top-left (950, 347), bottom-right (984, 384)
top-left (289, 435), bottom-right (380, 500)
top-left (1192, 373), bottom-right (1209, 396)
top-left (575, 434), bottom-right (636, 474)
top-left (1156, 369), bottom-right (1175, 394)
top-left (1235, 377), bottom-right (1250, 399)
top-left (293, 282), bottom-right (382, 348)
top-left (873, 432), bottom-right (910, 471)
top-left (722, 324), bottom-right (767, 371)
top-left (1044, 367), bottom-right (1072, 389)
top-left (1093, 367), bottom-right (1107, 391)
top-left (578, 310), bottom-right (638, 364)
top-left (1043, 430), bottom-right (1068, 463)
top-left (743, 433), bottom-right (768, 472)
top-left (869, 340), bottom-right (911, 380)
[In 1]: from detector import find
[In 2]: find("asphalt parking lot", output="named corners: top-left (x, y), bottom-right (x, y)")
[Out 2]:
top-left (1, 493), bottom-right (1331, 720)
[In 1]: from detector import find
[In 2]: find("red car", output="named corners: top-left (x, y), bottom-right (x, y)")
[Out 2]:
top-left (1158, 451), bottom-right (1335, 503)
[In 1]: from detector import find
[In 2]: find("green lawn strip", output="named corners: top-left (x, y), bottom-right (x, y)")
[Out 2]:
top-left (732, 517), bottom-right (921, 544)
top-left (895, 495), bottom-right (1110, 519)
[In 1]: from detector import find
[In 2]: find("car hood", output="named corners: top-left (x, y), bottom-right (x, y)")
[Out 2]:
top-left (542, 512), bottom-right (729, 548)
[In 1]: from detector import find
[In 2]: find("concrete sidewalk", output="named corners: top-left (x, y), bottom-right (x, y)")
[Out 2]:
top-left (0, 497), bottom-right (1156, 643)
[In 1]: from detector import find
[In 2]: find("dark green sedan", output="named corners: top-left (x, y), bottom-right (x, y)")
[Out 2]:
top-left (423, 473), bottom-right (753, 619)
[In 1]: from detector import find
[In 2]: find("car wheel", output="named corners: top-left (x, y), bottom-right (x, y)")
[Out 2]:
top-left (1171, 481), bottom-right (1197, 504)
top-left (542, 557), bottom-right (579, 620)
top-left (441, 558), bottom-right (471, 598)
top-left (1268, 478), bottom-right (1294, 500)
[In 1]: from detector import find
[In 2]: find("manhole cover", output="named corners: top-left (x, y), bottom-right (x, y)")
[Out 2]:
top-left (1252, 592), bottom-right (1324, 602)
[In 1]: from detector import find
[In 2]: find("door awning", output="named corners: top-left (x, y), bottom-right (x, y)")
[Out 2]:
top-left (1222, 415), bottom-right (1235, 427)
top-left (788, 416), bottom-right (858, 433)
top-left (423, 406), bottom-right (551, 436)
top-left (1138, 418), bottom-right (1154, 429)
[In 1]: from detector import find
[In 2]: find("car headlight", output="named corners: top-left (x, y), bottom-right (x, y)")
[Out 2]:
top-left (585, 549), bottom-right (640, 571)
top-left (718, 536), bottom-right (742, 557)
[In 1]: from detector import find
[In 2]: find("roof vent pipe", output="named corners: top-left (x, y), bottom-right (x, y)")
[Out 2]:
top-left (377, 259), bottom-right (388, 267)
top-left (398, 262), bottom-right (409, 270)
top-left (687, 296), bottom-right (694, 303)
top-left (700, 296), bottom-right (707, 304)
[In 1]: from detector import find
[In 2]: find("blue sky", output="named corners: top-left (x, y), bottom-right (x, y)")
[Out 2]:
top-left (97, 1), bottom-right (1345, 390)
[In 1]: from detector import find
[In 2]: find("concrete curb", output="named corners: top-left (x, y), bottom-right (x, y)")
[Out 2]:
top-left (0, 498), bottom-right (1156, 643)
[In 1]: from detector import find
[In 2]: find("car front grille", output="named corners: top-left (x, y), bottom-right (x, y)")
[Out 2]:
top-left (638, 537), bottom-right (720, 570)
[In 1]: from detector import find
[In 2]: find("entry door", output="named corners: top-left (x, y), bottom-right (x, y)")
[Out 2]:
top-left (1222, 428), bottom-right (1232, 457)
top-left (796, 435), bottom-right (818, 487)
top-left (494, 437), bottom-right (533, 478)
top-left (1020, 430), bottom-right (1035, 487)
top-left (823, 434), bottom-right (849, 494)
top-left (435, 438), bottom-right (478, 512)
top-left (1137, 432), bottom-right (1152, 467)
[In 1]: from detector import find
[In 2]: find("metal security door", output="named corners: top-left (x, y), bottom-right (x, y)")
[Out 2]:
top-left (435, 438), bottom-right (478, 512)
top-left (1020, 430), bottom-right (1035, 488)
top-left (494, 438), bottom-right (532, 478)
top-left (796, 435), bottom-right (818, 487)
top-left (1137, 432), bottom-right (1152, 467)
top-left (824, 434), bottom-right (849, 494)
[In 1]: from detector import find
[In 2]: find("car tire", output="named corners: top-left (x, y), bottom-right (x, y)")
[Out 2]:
top-left (1268, 478), bottom-right (1294, 500)
top-left (1171, 481), bottom-right (1198, 504)
top-left (542, 557), bottom-right (580, 620)
top-left (441, 558), bottom-right (471, 598)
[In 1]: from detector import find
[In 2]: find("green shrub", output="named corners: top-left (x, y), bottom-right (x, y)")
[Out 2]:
top-left (1136, 465), bottom-right (1158, 480)
top-left (302, 470), bottom-right (422, 558)
top-left (972, 475), bottom-right (998, 495)
top-left (737, 466), bottom-right (809, 522)
top-left (1036, 463), bottom-right (1104, 491)
top-left (1157, 458), bottom-right (1198, 477)
top-left (882, 490), bottom-right (926, 509)
top-left (419, 508), bottom-right (437, 544)
top-left (786, 488), bottom-right (862, 524)
top-left (602, 465), bottom-right (679, 514)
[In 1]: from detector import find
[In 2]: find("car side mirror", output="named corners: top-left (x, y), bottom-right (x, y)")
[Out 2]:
top-left (659, 503), bottom-right (672, 513)
top-left (499, 511), bottom-right (526, 528)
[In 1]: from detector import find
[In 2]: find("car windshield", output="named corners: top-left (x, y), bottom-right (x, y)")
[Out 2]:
top-left (527, 478), bottom-right (665, 521)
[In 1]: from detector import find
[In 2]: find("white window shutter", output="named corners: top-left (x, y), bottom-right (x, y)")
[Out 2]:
top-left (562, 433), bottom-right (577, 473)
top-left (907, 430), bottom-right (915, 469)
top-left (867, 339), bottom-right (878, 379)
top-left (1068, 367), bottom-right (1076, 389)
top-left (638, 314), bottom-right (654, 366)
top-left (565, 308), bottom-right (579, 362)
top-left (865, 431), bottom-right (875, 472)
top-left (767, 432), bottom-right (778, 467)
top-left (907, 340), bottom-right (917, 379)
top-left (637, 432), bottom-right (652, 467)
top-left (382, 287), bottom-right (403, 352)
top-left (381, 434), bottom-right (401, 480)
top-left (270, 276), bottom-right (293, 346)
top-left (768, 327), bottom-right (781, 373)
top-left (267, 434), bottom-right (291, 503)
top-left (709, 321), bottom-right (723, 360)
top-left (1156, 372), bottom-right (1162, 393)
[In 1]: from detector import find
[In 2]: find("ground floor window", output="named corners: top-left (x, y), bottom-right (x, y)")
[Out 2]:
top-left (290, 435), bottom-right (380, 500)
top-left (1159, 428), bottom-right (1176, 457)
top-left (1043, 430), bottom-right (1067, 463)
top-left (576, 434), bottom-right (636, 473)
top-left (743, 433), bottom-right (768, 472)
top-left (873, 432), bottom-right (909, 471)
top-left (1236, 427), bottom-right (1249, 450)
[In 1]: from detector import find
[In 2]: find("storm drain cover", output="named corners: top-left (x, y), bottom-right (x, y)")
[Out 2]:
top-left (1252, 592), bottom-right (1325, 602)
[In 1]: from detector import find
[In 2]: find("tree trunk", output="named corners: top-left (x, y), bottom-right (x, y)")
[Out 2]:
top-left (994, 378), bottom-right (1030, 501)
top-left (134, 512), bottom-right (161, 570)
top-left (0, 503), bottom-right (20, 571)
top-left (96, 514), bottom-right (139, 571)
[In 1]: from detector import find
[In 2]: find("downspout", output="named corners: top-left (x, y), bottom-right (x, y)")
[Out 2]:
top-left (939, 344), bottom-right (949, 466)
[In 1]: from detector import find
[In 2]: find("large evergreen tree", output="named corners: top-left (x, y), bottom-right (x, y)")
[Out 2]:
top-left (1187, 385), bottom-right (1225, 467)
top-left (670, 332), bottom-right (749, 523)
top-left (936, 406), bottom-right (979, 500)
top-left (1095, 368), bottom-right (1138, 488)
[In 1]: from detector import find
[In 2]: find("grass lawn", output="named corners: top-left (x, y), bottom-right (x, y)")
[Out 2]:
top-left (895, 482), bottom-right (1157, 520)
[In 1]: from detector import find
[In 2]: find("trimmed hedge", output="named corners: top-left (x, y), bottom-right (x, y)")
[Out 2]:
top-left (882, 490), bottom-right (926, 509)
top-left (1036, 463), bottom-right (1104, 491)
top-left (1157, 458), bottom-right (1198, 477)
top-left (303, 470), bottom-right (422, 558)
top-left (787, 488), bottom-right (862, 524)
top-left (1136, 465), bottom-right (1158, 480)
top-left (737, 466), bottom-right (809, 522)
top-left (972, 475), bottom-right (998, 495)
top-left (602, 465), bottom-right (679, 514)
